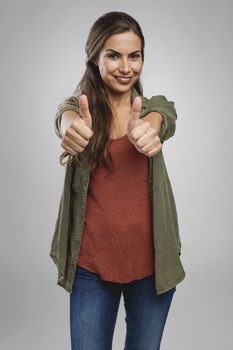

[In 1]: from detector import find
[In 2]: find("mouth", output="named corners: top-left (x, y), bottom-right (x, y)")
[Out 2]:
top-left (113, 76), bottom-right (133, 85)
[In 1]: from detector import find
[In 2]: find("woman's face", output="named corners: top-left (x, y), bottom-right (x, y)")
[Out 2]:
top-left (95, 31), bottom-right (143, 97)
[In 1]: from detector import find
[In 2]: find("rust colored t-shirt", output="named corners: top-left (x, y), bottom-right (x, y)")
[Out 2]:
top-left (77, 134), bottom-right (155, 282)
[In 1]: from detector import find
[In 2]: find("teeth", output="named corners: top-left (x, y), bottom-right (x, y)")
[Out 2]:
top-left (115, 76), bottom-right (132, 82)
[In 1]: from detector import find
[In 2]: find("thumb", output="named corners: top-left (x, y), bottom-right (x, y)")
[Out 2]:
top-left (79, 94), bottom-right (92, 130)
top-left (130, 96), bottom-right (142, 124)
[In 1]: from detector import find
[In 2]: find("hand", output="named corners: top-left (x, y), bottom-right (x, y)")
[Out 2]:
top-left (127, 97), bottom-right (163, 157)
top-left (61, 95), bottom-right (93, 156)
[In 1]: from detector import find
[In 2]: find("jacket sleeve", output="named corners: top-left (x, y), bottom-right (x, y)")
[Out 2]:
top-left (146, 96), bottom-right (177, 143)
top-left (54, 95), bottom-right (177, 142)
top-left (54, 100), bottom-right (81, 139)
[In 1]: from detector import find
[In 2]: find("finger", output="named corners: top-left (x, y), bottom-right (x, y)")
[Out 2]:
top-left (61, 136), bottom-right (87, 154)
top-left (71, 119), bottom-right (93, 140)
top-left (60, 142), bottom-right (78, 156)
top-left (147, 143), bottom-right (163, 157)
top-left (130, 96), bottom-right (142, 122)
top-left (79, 94), bottom-right (92, 129)
top-left (136, 128), bottom-right (158, 148)
top-left (141, 138), bottom-right (160, 153)
top-left (64, 128), bottom-right (89, 148)
top-left (130, 120), bottom-right (151, 141)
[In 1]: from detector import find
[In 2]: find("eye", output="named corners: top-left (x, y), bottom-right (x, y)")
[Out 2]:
top-left (130, 53), bottom-right (141, 60)
top-left (107, 53), bottom-right (118, 60)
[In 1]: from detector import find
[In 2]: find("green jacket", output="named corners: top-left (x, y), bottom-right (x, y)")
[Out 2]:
top-left (49, 87), bottom-right (186, 295)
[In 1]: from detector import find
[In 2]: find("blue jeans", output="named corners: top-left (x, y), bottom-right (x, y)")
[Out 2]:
top-left (70, 265), bottom-right (176, 350)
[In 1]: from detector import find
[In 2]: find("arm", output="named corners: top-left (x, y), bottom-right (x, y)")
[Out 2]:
top-left (60, 110), bottom-right (79, 138)
top-left (140, 95), bottom-right (177, 143)
top-left (54, 99), bottom-right (81, 139)
top-left (54, 95), bottom-right (177, 143)
top-left (55, 95), bottom-right (93, 156)
top-left (142, 111), bottom-right (163, 137)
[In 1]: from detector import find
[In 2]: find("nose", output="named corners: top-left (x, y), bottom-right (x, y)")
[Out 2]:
top-left (119, 58), bottom-right (131, 74)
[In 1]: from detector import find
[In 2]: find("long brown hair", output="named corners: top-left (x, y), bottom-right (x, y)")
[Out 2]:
top-left (60, 11), bottom-right (145, 171)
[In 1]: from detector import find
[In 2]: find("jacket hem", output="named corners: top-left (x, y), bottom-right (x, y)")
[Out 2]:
top-left (156, 270), bottom-right (186, 295)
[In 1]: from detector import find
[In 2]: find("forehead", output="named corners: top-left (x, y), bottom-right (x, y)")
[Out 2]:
top-left (102, 31), bottom-right (142, 52)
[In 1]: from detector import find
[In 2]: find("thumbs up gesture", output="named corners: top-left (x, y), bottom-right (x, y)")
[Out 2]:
top-left (127, 97), bottom-right (163, 157)
top-left (61, 95), bottom-right (93, 156)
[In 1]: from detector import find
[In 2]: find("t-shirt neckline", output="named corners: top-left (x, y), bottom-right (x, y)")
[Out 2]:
top-left (109, 134), bottom-right (128, 142)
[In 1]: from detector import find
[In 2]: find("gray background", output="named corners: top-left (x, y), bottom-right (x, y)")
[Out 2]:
top-left (0, 0), bottom-right (232, 349)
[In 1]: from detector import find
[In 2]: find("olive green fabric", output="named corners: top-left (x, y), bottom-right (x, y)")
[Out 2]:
top-left (54, 87), bottom-right (177, 143)
top-left (49, 87), bottom-right (186, 295)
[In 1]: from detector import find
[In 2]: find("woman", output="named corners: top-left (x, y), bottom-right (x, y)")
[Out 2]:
top-left (50, 11), bottom-right (186, 350)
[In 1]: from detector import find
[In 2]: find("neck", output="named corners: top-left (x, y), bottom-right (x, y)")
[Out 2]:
top-left (106, 89), bottom-right (132, 110)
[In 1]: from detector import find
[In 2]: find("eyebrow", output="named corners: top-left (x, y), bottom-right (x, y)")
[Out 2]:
top-left (105, 49), bottom-right (141, 55)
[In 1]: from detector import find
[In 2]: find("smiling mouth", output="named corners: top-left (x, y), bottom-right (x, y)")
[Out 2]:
top-left (113, 76), bottom-right (133, 84)
top-left (114, 76), bottom-right (133, 79)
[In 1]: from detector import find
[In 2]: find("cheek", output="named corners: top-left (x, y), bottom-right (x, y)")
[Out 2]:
top-left (105, 61), bottom-right (118, 74)
top-left (131, 62), bottom-right (143, 74)
top-left (100, 59), bottom-right (118, 74)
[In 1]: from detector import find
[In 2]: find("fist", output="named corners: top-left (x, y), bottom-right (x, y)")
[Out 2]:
top-left (127, 97), bottom-right (163, 157)
top-left (61, 95), bottom-right (93, 156)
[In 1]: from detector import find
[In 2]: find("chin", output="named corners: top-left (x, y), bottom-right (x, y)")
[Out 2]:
top-left (111, 86), bottom-right (132, 95)
top-left (112, 81), bottom-right (137, 94)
